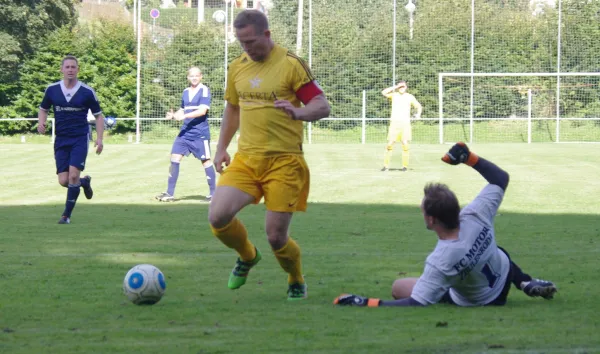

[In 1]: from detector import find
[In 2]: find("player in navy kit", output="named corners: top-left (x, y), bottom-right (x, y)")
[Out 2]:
top-left (334, 142), bottom-right (557, 307)
top-left (37, 55), bottom-right (105, 224)
top-left (155, 67), bottom-right (216, 202)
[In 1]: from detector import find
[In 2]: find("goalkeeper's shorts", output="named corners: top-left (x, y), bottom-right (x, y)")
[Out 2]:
top-left (387, 124), bottom-right (412, 142)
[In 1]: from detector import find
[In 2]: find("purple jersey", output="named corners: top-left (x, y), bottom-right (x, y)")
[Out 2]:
top-left (178, 84), bottom-right (211, 140)
top-left (40, 80), bottom-right (102, 137)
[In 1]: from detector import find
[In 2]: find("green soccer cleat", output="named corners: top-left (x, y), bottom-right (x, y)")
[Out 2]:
top-left (287, 282), bottom-right (308, 301)
top-left (228, 248), bottom-right (262, 289)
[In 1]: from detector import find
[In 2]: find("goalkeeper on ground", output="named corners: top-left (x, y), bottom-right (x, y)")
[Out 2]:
top-left (381, 80), bottom-right (422, 172)
top-left (334, 143), bottom-right (557, 308)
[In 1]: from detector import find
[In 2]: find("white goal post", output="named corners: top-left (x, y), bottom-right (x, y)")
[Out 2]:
top-left (438, 72), bottom-right (600, 144)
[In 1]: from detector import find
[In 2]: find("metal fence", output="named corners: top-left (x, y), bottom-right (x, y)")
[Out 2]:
top-left (54, 1), bottom-right (600, 143)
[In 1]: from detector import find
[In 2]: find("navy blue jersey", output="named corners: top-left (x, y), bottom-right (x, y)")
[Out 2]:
top-left (40, 81), bottom-right (102, 137)
top-left (178, 84), bottom-right (211, 140)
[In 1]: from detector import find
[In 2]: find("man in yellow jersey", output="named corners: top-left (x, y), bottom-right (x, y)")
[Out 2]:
top-left (208, 10), bottom-right (331, 300)
top-left (381, 80), bottom-right (422, 171)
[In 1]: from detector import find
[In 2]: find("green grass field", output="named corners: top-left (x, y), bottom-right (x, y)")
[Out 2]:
top-left (1, 143), bottom-right (599, 354)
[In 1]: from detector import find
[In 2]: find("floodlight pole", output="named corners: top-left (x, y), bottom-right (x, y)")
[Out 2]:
top-left (224, 0), bottom-right (228, 90)
top-left (556, 0), bottom-right (562, 142)
top-left (308, 0), bottom-right (313, 144)
top-left (469, 0), bottom-right (475, 144)
top-left (296, 0), bottom-right (304, 56)
top-left (308, 0), bottom-right (312, 68)
top-left (133, 0), bottom-right (137, 36)
top-left (405, 0), bottom-right (415, 40)
top-left (198, 0), bottom-right (205, 23)
top-left (135, 0), bottom-right (141, 144)
top-left (392, 0), bottom-right (396, 85)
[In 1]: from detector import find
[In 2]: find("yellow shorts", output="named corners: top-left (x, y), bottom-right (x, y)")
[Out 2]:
top-left (217, 153), bottom-right (310, 213)
top-left (387, 125), bottom-right (412, 142)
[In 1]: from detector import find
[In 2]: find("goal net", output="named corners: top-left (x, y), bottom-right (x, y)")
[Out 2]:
top-left (130, 0), bottom-right (600, 144)
top-left (439, 73), bottom-right (600, 143)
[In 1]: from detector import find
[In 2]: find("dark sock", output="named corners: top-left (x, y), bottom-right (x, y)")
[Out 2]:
top-left (167, 161), bottom-right (180, 196)
top-left (63, 183), bottom-right (81, 218)
top-left (204, 164), bottom-right (216, 196)
top-left (510, 261), bottom-right (533, 289)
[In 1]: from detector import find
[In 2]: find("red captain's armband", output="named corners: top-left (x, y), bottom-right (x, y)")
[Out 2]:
top-left (296, 80), bottom-right (323, 105)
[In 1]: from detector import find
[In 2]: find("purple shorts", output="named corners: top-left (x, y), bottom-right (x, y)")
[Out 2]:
top-left (171, 137), bottom-right (211, 161)
top-left (54, 135), bottom-right (89, 174)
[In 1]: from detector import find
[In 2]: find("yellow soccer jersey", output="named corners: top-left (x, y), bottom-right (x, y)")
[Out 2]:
top-left (389, 92), bottom-right (419, 126)
top-left (225, 44), bottom-right (317, 156)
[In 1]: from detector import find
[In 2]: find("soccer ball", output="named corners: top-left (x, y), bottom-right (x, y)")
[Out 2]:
top-left (104, 116), bottom-right (116, 129)
top-left (123, 264), bottom-right (166, 305)
top-left (212, 10), bottom-right (226, 23)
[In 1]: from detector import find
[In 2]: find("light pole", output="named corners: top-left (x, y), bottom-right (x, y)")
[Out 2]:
top-left (198, 0), bottom-right (205, 23)
top-left (405, 0), bottom-right (416, 40)
top-left (296, 0), bottom-right (304, 56)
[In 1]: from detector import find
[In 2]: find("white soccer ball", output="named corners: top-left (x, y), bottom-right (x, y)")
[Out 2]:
top-left (104, 116), bottom-right (116, 129)
top-left (212, 10), bottom-right (226, 23)
top-left (123, 264), bottom-right (166, 305)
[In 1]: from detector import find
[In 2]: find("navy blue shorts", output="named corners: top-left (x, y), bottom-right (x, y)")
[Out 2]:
top-left (54, 135), bottom-right (89, 174)
top-left (171, 137), bottom-right (211, 161)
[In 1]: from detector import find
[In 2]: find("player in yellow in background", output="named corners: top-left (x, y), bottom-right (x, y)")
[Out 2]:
top-left (208, 10), bottom-right (331, 300)
top-left (381, 80), bottom-right (422, 171)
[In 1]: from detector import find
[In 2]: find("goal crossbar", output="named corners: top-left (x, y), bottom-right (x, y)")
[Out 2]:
top-left (439, 72), bottom-right (600, 77)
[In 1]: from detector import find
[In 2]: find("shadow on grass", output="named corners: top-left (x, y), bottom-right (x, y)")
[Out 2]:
top-left (176, 194), bottom-right (211, 201)
top-left (386, 167), bottom-right (410, 172)
top-left (1, 201), bottom-right (596, 281)
top-left (1, 202), bottom-right (598, 353)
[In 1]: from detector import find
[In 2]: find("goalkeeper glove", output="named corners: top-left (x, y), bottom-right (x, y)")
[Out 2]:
top-left (442, 142), bottom-right (479, 166)
top-left (333, 294), bottom-right (381, 307)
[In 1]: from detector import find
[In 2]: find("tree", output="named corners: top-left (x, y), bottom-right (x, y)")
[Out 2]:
top-left (0, 0), bottom-right (77, 106)
top-left (3, 22), bottom-right (137, 134)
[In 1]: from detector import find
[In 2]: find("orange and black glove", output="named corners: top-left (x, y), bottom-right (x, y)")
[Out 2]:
top-left (442, 142), bottom-right (479, 166)
top-left (333, 294), bottom-right (381, 307)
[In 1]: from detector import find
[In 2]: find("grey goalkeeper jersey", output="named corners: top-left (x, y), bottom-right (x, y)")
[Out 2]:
top-left (411, 184), bottom-right (510, 306)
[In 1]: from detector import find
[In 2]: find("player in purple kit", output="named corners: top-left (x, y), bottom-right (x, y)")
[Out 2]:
top-left (155, 67), bottom-right (216, 202)
top-left (37, 55), bottom-right (104, 224)
top-left (334, 142), bottom-right (557, 308)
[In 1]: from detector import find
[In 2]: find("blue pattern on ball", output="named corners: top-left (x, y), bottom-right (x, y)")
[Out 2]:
top-left (128, 272), bottom-right (144, 289)
top-left (104, 116), bottom-right (116, 129)
top-left (158, 272), bottom-right (166, 290)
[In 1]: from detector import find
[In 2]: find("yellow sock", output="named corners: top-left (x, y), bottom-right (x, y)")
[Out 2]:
top-left (401, 144), bottom-right (409, 168)
top-left (273, 238), bottom-right (304, 284)
top-left (210, 218), bottom-right (256, 262)
top-left (383, 145), bottom-right (393, 167)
